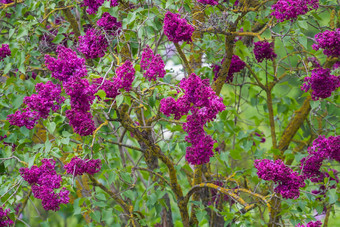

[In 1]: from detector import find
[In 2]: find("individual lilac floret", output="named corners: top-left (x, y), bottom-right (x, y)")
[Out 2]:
top-left (7, 108), bottom-right (40, 130)
top-left (65, 109), bottom-right (96, 136)
top-left (45, 46), bottom-right (87, 82)
top-left (301, 67), bottom-right (339, 100)
top-left (97, 12), bottom-right (122, 36)
top-left (254, 159), bottom-right (306, 199)
top-left (296, 220), bottom-right (322, 227)
top-left (253, 41), bottom-right (277, 63)
top-left (0, 207), bottom-right (13, 227)
top-left (140, 46), bottom-right (166, 81)
top-left (312, 28), bottom-right (340, 58)
top-left (115, 60), bottom-right (136, 91)
top-left (197, 0), bottom-right (218, 5)
top-left (271, 0), bottom-right (319, 22)
top-left (0, 44), bottom-right (11, 61)
top-left (163, 11), bottom-right (195, 43)
top-left (78, 28), bottom-right (109, 59)
top-left (20, 159), bottom-right (69, 211)
top-left (82, 0), bottom-right (105, 15)
top-left (64, 157), bottom-right (102, 176)
top-left (24, 81), bottom-right (65, 119)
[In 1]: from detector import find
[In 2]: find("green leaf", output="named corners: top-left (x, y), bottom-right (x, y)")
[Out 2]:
top-left (327, 189), bottom-right (338, 204)
top-left (95, 89), bottom-right (107, 100)
top-left (116, 94), bottom-right (124, 107)
top-left (4, 63), bottom-right (12, 75)
top-left (52, 34), bottom-right (65, 44)
top-left (46, 122), bottom-right (56, 134)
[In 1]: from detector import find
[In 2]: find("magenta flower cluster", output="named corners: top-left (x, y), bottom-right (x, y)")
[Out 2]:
top-left (7, 108), bottom-right (40, 130)
top-left (82, 0), bottom-right (104, 15)
top-left (64, 157), bottom-right (101, 176)
top-left (0, 44), bottom-right (11, 61)
top-left (140, 46), bottom-right (166, 81)
top-left (301, 135), bottom-right (340, 182)
top-left (163, 11), bottom-right (195, 43)
top-left (45, 46), bottom-right (87, 82)
top-left (0, 207), bottom-right (13, 227)
top-left (296, 220), bottom-right (322, 227)
top-left (97, 12), bottom-right (122, 36)
top-left (20, 159), bottom-right (69, 211)
top-left (115, 60), bottom-right (136, 91)
top-left (197, 0), bottom-right (218, 5)
top-left (160, 73), bottom-right (225, 165)
top-left (271, 0), bottom-right (319, 22)
top-left (301, 67), bottom-right (339, 100)
top-left (254, 159), bottom-right (306, 199)
top-left (213, 55), bottom-right (246, 83)
top-left (93, 77), bottom-right (120, 100)
top-left (253, 41), bottom-right (277, 63)
top-left (78, 28), bottom-right (109, 59)
top-left (312, 28), bottom-right (340, 58)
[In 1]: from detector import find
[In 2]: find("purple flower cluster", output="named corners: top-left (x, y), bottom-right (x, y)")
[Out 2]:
top-left (82, 0), bottom-right (104, 15)
top-left (140, 46), bottom-right (166, 81)
top-left (20, 159), bottom-right (69, 211)
top-left (0, 44), bottom-right (11, 61)
top-left (301, 67), bottom-right (339, 100)
top-left (78, 28), bottom-right (109, 59)
top-left (64, 77), bottom-right (97, 136)
top-left (163, 11), bottom-right (195, 43)
top-left (97, 12), bottom-right (122, 36)
top-left (271, 0), bottom-right (319, 22)
top-left (0, 207), bottom-right (13, 227)
top-left (7, 108), bottom-right (40, 130)
top-left (296, 221), bottom-right (322, 227)
top-left (213, 55), bottom-right (246, 83)
top-left (253, 41), bottom-right (277, 63)
top-left (93, 77), bottom-right (120, 100)
top-left (110, 0), bottom-right (118, 7)
top-left (254, 159), bottom-right (306, 199)
top-left (160, 73), bottom-right (225, 165)
top-left (312, 28), bottom-right (340, 58)
top-left (197, 0), bottom-right (219, 5)
top-left (115, 60), bottom-right (136, 91)
top-left (45, 46), bottom-right (87, 82)
top-left (24, 81), bottom-right (65, 119)
top-left (64, 157), bottom-right (101, 176)
top-left (301, 135), bottom-right (340, 182)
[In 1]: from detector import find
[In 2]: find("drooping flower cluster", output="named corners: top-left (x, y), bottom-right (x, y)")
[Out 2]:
top-left (213, 55), bottom-right (246, 83)
top-left (82, 0), bottom-right (105, 15)
top-left (296, 220), bottom-right (322, 227)
top-left (78, 28), bottom-right (109, 59)
top-left (254, 159), bottom-right (306, 199)
top-left (301, 135), bottom-right (340, 182)
top-left (7, 108), bottom-right (40, 130)
top-left (93, 77), bottom-right (120, 100)
top-left (97, 12), bottom-right (122, 36)
top-left (24, 81), bottom-right (65, 119)
top-left (45, 46), bottom-right (87, 82)
top-left (64, 157), bottom-right (101, 176)
top-left (64, 77), bottom-right (97, 136)
top-left (163, 11), bottom-right (195, 43)
top-left (197, 0), bottom-right (218, 5)
top-left (271, 0), bottom-right (319, 22)
top-left (140, 46), bottom-right (166, 81)
top-left (301, 67), bottom-right (339, 100)
top-left (0, 207), bottom-right (13, 227)
top-left (253, 41), bottom-right (277, 63)
top-left (20, 159), bottom-right (69, 211)
top-left (110, 0), bottom-right (118, 7)
top-left (0, 44), bottom-right (11, 61)
top-left (160, 73), bottom-right (225, 165)
top-left (115, 60), bottom-right (136, 91)
top-left (312, 28), bottom-right (340, 58)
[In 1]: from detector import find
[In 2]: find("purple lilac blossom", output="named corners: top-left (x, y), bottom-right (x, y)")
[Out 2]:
top-left (45, 46), bottom-right (87, 82)
top-left (301, 67), bottom-right (339, 100)
top-left (271, 0), bottom-right (319, 22)
top-left (163, 11), bottom-right (195, 43)
top-left (160, 73), bottom-right (225, 165)
top-left (78, 28), bottom-right (109, 59)
top-left (0, 207), bottom-right (13, 227)
top-left (140, 46), bottom-right (166, 81)
top-left (213, 55), bottom-right (246, 83)
top-left (82, 0), bottom-right (105, 15)
top-left (115, 60), bottom-right (136, 91)
top-left (93, 77), bottom-right (120, 100)
top-left (312, 28), bottom-right (340, 58)
top-left (64, 157), bottom-right (102, 176)
top-left (7, 108), bottom-right (40, 129)
top-left (20, 159), bottom-right (70, 211)
top-left (296, 220), bottom-right (322, 227)
top-left (65, 109), bottom-right (96, 136)
top-left (110, 0), bottom-right (118, 7)
top-left (253, 41), bottom-right (277, 63)
top-left (254, 159), bottom-right (306, 199)
top-left (197, 0), bottom-right (219, 5)
top-left (97, 12), bottom-right (122, 36)
top-left (0, 44), bottom-right (11, 61)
